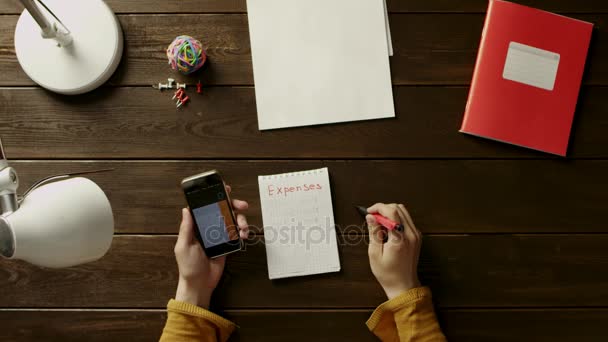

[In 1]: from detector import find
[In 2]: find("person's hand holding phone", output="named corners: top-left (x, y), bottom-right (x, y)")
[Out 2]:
top-left (174, 186), bottom-right (249, 309)
top-left (366, 203), bottom-right (422, 300)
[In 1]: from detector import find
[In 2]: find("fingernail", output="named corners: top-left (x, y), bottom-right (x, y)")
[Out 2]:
top-left (366, 215), bottom-right (375, 224)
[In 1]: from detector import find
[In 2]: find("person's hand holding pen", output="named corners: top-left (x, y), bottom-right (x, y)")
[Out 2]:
top-left (365, 203), bottom-right (422, 300)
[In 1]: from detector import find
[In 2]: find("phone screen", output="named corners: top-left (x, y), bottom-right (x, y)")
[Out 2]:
top-left (185, 181), bottom-right (239, 249)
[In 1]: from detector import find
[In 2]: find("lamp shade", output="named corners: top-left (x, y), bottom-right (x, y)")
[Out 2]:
top-left (0, 177), bottom-right (114, 268)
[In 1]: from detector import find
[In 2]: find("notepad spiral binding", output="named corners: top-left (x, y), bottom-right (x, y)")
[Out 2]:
top-left (259, 168), bottom-right (326, 180)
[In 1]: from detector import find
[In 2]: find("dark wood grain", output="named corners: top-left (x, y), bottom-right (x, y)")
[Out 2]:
top-left (0, 310), bottom-right (168, 342)
top-left (3, 0), bottom-right (608, 14)
top-left (1, 234), bottom-right (608, 308)
top-left (2, 308), bottom-right (606, 342)
top-left (438, 309), bottom-right (608, 341)
top-left (8, 160), bottom-right (608, 235)
top-left (1, 87), bottom-right (608, 159)
top-left (386, 0), bottom-right (608, 13)
top-left (1, 1), bottom-right (607, 339)
top-left (1, 14), bottom-right (606, 86)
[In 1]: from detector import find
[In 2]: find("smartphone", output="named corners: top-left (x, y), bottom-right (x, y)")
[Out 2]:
top-left (181, 170), bottom-right (241, 258)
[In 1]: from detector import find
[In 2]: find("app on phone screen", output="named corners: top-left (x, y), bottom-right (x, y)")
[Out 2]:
top-left (187, 183), bottom-right (239, 248)
top-left (192, 200), bottom-right (238, 248)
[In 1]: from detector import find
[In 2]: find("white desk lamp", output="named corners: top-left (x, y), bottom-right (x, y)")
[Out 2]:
top-left (0, 139), bottom-right (114, 268)
top-left (15, 0), bottom-right (124, 94)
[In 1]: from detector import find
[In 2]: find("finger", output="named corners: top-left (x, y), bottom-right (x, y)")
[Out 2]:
top-left (367, 203), bottom-right (401, 222)
top-left (377, 204), bottom-right (402, 247)
top-left (209, 255), bottom-right (227, 272)
top-left (225, 184), bottom-right (232, 194)
top-left (367, 215), bottom-right (384, 259)
top-left (367, 203), bottom-right (385, 213)
top-left (239, 227), bottom-right (250, 240)
top-left (237, 213), bottom-right (250, 239)
top-left (392, 205), bottom-right (416, 244)
top-left (232, 199), bottom-right (249, 211)
top-left (177, 208), bottom-right (195, 247)
top-left (391, 204), bottom-right (409, 233)
top-left (398, 204), bottom-right (421, 239)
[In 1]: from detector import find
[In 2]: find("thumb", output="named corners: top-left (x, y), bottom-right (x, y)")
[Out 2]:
top-left (177, 208), bottom-right (195, 246)
top-left (367, 215), bottom-right (383, 259)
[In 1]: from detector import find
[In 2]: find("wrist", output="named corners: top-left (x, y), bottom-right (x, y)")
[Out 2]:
top-left (384, 279), bottom-right (421, 300)
top-left (175, 278), bottom-right (212, 309)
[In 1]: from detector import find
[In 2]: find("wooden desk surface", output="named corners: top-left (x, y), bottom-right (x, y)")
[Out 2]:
top-left (1, 1), bottom-right (607, 341)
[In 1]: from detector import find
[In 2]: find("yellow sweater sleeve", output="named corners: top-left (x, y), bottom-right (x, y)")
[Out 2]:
top-left (159, 299), bottom-right (236, 342)
top-left (366, 287), bottom-right (446, 342)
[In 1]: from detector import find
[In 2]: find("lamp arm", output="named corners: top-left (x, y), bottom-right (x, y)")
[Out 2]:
top-left (0, 137), bottom-right (18, 215)
top-left (19, 0), bottom-right (53, 35)
top-left (0, 167), bottom-right (19, 215)
top-left (18, 0), bottom-right (72, 47)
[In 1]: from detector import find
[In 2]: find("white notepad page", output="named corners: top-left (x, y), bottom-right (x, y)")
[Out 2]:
top-left (258, 168), bottom-right (341, 279)
top-left (246, 0), bottom-right (395, 130)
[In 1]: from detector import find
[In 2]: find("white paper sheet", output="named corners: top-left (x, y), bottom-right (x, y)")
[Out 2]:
top-left (247, 0), bottom-right (395, 130)
top-left (384, 0), bottom-right (393, 56)
top-left (503, 41), bottom-right (560, 91)
top-left (258, 168), bottom-right (341, 279)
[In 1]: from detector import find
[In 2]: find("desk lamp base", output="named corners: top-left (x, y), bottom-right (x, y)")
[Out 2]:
top-left (14, 0), bottom-right (124, 95)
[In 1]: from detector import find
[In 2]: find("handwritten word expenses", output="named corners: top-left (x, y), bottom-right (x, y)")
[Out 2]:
top-left (267, 183), bottom-right (322, 197)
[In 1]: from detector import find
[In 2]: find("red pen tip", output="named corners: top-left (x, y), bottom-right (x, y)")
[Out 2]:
top-left (355, 205), bottom-right (368, 217)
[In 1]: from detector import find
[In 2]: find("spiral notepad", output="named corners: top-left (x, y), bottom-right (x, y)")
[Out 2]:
top-left (258, 167), bottom-right (341, 279)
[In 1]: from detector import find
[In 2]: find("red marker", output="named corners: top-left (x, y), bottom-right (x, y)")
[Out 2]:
top-left (356, 205), bottom-right (404, 232)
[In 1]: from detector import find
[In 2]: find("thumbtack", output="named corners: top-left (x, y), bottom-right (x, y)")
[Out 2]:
top-left (176, 83), bottom-right (187, 89)
top-left (175, 95), bottom-right (190, 108)
top-left (172, 88), bottom-right (185, 100)
top-left (176, 95), bottom-right (190, 108)
top-left (167, 78), bottom-right (175, 88)
top-left (153, 83), bottom-right (170, 91)
top-left (196, 80), bottom-right (203, 94)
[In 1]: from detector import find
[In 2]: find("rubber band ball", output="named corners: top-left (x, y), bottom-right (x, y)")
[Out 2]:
top-left (166, 35), bottom-right (207, 75)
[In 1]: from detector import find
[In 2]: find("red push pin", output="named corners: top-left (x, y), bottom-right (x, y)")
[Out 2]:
top-left (172, 88), bottom-right (185, 100)
top-left (176, 95), bottom-right (190, 108)
top-left (196, 80), bottom-right (203, 94)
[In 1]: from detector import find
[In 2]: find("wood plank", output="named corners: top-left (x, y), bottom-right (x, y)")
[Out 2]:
top-left (387, 0), bottom-right (608, 13)
top-left (2, 87), bottom-right (608, 159)
top-left (0, 310), bottom-right (168, 342)
top-left (1, 308), bottom-right (606, 341)
top-left (438, 309), bottom-right (608, 341)
top-left (2, 235), bottom-right (608, 308)
top-left (3, 0), bottom-right (608, 14)
top-left (1, 14), bottom-right (606, 86)
top-left (8, 160), bottom-right (608, 234)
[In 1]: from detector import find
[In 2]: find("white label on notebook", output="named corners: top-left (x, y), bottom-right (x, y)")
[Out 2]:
top-left (503, 41), bottom-right (560, 91)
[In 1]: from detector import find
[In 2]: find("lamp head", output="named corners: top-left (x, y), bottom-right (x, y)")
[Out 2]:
top-left (0, 177), bottom-right (114, 268)
top-left (0, 219), bottom-right (13, 258)
top-left (0, 138), bottom-right (114, 268)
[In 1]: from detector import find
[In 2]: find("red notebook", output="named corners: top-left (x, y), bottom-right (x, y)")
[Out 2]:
top-left (460, 0), bottom-right (593, 156)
